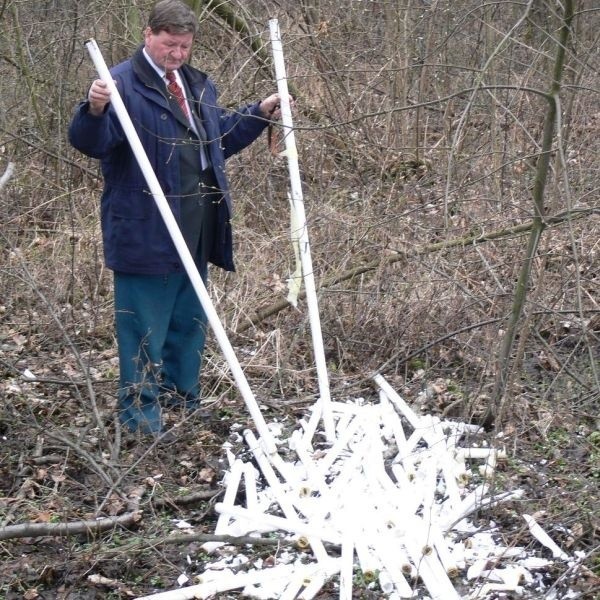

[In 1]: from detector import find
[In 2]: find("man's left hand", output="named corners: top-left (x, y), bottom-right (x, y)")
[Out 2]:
top-left (259, 93), bottom-right (295, 120)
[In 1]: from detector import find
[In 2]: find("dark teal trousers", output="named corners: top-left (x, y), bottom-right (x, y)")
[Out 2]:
top-left (114, 263), bottom-right (208, 433)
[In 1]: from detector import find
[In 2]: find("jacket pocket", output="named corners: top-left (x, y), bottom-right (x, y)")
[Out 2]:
top-left (108, 187), bottom-right (152, 220)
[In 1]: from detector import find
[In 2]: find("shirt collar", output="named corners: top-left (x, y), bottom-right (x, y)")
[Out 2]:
top-left (142, 47), bottom-right (180, 84)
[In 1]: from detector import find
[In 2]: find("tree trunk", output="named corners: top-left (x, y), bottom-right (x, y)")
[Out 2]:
top-left (486, 0), bottom-right (575, 426)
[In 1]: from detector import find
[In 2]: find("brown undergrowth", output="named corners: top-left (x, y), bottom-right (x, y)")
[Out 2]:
top-left (1, 97), bottom-right (599, 597)
top-left (1, 1), bottom-right (599, 597)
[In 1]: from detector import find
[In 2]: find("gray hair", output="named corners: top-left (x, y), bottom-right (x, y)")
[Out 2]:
top-left (147, 0), bottom-right (199, 36)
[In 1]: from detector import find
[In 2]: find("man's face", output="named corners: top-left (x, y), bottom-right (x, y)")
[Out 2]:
top-left (144, 28), bottom-right (194, 71)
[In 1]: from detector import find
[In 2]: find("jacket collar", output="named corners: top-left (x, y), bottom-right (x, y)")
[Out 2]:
top-left (131, 45), bottom-right (162, 88)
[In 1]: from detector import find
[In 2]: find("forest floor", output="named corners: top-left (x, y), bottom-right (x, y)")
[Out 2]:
top-left (0, 324), bottom-right (599, 600)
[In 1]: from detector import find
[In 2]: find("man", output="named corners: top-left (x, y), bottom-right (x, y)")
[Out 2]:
top-left (69, 0), bottom-right (286, 437)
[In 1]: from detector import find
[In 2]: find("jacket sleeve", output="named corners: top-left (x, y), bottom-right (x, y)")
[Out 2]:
top-left (68, 101), bottom-right (127, 159)
top-left (209, 78), bottom-right (268, 159)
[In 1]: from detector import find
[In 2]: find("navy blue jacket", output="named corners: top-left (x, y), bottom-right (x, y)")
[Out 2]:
top-left (69, 46), bottom-right (268, 274)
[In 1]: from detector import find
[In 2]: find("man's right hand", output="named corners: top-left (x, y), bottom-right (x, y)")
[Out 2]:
top-left (88, 79), bottom-right (112, 116)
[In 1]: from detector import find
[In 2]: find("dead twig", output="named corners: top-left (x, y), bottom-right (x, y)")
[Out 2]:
top-left (151, 488), bottom-right (221, 508)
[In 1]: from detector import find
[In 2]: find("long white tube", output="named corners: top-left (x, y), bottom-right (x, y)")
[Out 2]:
top-left (339, 530), bottom-right (354, 600)
top-left (400, 525), bottom-right (461, 600)
top-left (84, 39), bottom-right (276, 455)
top-left (214, 503), bottom-right (342, 544)
top-left (374, 374), bottom-right (422, 431)
top-left (354, 538), bottom-right (379, 581)
top-left (378, 390), bottom-right (408, 452)
top-left (297, 572), bottom-right (329, 600)
top-left (243, 462), bottom-right (258, 511)
top-left (441, 486), bottom-right (524, 533)
top-left (279, 574), bottom-right (307, 600)
top-left (523, 514), bottom-right (569, 560)
top-left (371, 536), bottom-right (413, 597)
top-left (300, 398), bottom-right (323, 448)
top-left (268, 20), bottom-right (335, 442)
top-left (201, 459), bottom-right (244, 553)
top-left (298, 559), bottom-right (342, 600)
top-left (136, 563), bottom-right (298, 600)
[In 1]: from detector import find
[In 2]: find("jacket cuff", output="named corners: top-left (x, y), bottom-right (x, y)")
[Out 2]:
top-left (250, 101), bottom-right (270, 130)
top-left (79, 100), bottom-right (110, 118)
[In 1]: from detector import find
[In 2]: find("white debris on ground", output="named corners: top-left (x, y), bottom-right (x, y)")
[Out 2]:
top-left (137, 375), bottom-right (585, 600)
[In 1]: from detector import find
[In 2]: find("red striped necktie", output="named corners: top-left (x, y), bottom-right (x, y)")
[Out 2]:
top-left (166, 71), bottom-right (190, 120)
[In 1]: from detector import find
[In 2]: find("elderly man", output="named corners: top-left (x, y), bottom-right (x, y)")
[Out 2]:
top-left (69, 0), bottom-right (286, 437)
